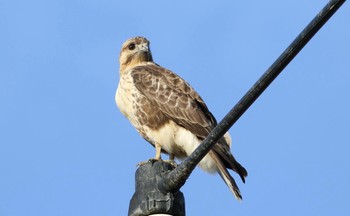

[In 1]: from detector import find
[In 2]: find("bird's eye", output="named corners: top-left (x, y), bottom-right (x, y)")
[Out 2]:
top-left (128, 43), bottom-right (136, 50)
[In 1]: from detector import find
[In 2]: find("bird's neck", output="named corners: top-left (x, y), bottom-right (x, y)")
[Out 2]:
top-left (119, 61), bottom-right (155, 75)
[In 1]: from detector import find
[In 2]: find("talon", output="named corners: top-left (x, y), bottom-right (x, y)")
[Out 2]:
top-left (164, 160), bottom-right (177, 168)
top-left (136, 158), bottom-right (161, 167)
top-left (136, 161), bottom-right (146, 167)
top-left (148, 158), bottom-right (160, 164)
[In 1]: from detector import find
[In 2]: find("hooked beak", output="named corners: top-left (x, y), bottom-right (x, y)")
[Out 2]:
top-left (139, 44), bottom-right (149, 52)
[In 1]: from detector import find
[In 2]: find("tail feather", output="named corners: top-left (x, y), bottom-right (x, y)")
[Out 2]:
top-left (210, 151), bottom-right (243, 200)
top-left (213, 140), bottom-right (248, 183)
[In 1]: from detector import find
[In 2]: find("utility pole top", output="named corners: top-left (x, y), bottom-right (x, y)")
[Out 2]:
top-left (128, 161), bottom-right (185, 216)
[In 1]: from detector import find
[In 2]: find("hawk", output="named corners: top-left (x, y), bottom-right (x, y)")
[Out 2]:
top-left (115, 36), bottom-right (247, 200)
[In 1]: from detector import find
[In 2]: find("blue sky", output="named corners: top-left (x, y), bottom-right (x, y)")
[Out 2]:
top-left (1, 0), bottom-right (349, 215)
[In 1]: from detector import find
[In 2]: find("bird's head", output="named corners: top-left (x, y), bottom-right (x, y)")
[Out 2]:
top-left (119, 36), bottom-right (153, 73)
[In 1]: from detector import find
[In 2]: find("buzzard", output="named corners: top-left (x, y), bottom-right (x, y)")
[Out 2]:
top-left (115, 36), bottom-right (247, 200)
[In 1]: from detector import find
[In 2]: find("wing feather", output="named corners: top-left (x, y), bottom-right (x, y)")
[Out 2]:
top-left (131, 64), bottom-right (216, 139)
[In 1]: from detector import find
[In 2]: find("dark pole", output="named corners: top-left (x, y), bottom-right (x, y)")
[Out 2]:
top-left (128, 0), bottom-right (346, 215)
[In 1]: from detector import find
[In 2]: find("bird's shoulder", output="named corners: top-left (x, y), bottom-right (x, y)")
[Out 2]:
top-left (130, 63), bottom-right (200, 102)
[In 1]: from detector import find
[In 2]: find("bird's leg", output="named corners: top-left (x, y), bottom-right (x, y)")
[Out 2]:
top-left (137, 143), bottom-right (162, 167)
top-left (154, 143), bottom-right (162, 160)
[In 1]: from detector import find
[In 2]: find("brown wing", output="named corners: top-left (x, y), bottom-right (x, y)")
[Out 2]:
top-left (131, 64), bottom-right (248, 181)
top-left (131, 64), bottom-right (216, 139)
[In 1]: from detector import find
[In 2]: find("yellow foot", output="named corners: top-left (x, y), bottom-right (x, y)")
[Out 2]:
top-left (136, 158), bottom-right (161, 167)
top-left (162, 159), bottom-right (178, 168)
top-left (136, 159), bottom-right (177, 167)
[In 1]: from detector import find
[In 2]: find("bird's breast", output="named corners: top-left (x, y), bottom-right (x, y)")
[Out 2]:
top-left (115, 73), bottom-right (140, 127)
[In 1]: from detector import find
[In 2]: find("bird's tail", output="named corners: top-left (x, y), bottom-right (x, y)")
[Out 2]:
top-left (209, 151), bottom-right (243, 200)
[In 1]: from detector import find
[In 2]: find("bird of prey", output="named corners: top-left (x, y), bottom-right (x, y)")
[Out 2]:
top-left (115, 36), bottom-right (247, 200)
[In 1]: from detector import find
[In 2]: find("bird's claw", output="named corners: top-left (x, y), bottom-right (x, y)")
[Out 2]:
top-left (163, 159), bottom-right (178, 168)
top-left (136, 158), bottom-right (177, 167)
top-left (136, 158), bottom-right (160, 167)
